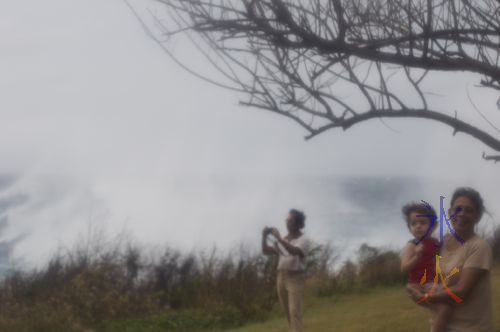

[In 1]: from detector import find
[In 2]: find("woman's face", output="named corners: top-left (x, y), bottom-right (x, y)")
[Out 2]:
top-left (286, 213), bottom-right (299, 233)
top-left (449, 196), bottom-right (479, 236)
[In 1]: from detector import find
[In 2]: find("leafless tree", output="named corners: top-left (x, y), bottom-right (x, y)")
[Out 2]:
top-left (133, 0), bottom-right (500, 162)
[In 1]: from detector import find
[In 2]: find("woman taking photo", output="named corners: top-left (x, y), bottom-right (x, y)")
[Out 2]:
top-left (262, 209), bottom-right (311, 332)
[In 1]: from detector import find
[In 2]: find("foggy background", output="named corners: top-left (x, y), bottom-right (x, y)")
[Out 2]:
top-left (1, 0), bottom-right (499, 271)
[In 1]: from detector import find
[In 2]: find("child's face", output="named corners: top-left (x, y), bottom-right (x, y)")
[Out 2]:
top-left (408, 212), bottom-right (433, 240)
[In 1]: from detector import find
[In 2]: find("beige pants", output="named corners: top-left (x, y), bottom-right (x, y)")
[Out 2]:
top-left (277, 270), bottom-right (305, 332)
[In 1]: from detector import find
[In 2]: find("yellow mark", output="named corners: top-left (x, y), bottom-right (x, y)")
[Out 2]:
top-left (416, 255), bottom-right (462, 304)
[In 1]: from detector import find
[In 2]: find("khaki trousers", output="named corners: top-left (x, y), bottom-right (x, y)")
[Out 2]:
top-left (277, 270), bottom-right (305, 332)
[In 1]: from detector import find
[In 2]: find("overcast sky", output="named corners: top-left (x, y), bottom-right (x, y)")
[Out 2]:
top-left (1, 0), bottom-right (499, 266)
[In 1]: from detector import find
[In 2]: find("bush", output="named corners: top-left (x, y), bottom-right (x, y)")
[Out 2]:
top-left (357, 244), bottom-right (405, 288)
top-left (489, 225), bottom-right (500, 264)
top-left (0, 233), bottom-right (277, 331)
top-left (314, 243), bottom-right (405, 297)
top-left (0, 231), bottom-right (409, 331)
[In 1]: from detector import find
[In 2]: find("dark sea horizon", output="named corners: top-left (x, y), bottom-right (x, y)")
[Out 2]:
top-left (0, 173), bottom-right (498, 273)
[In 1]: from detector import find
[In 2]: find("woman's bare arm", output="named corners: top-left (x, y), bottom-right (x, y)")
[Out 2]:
top-left (428, 267), bottom-right (487, 302)
top-left (270, 228), bottom-right (305, 257)
top-left (261, 228), bottom-right (278, 256)
top-left (277, 237), bottom-right (304, 257)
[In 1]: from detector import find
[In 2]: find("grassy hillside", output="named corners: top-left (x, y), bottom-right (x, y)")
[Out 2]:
top-left (1, 238), bottom-right (496, 332)
top-left (220, 267), bottom-right (500, 332)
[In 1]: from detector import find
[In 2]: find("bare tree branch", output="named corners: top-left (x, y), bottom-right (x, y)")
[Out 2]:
top-left (136, 0), bottom-right (500, 162)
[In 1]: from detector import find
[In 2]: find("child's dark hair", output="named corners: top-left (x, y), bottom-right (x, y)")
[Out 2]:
top-left (402, 202), bottom-right (437, 228)
top-left (450, 187), bottom-right (485, 221)
top-left (289, 209), bottom-right (306, 229)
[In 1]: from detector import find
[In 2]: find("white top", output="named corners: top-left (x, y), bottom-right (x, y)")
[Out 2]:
top-left (276, 235), bottom-right (311, 272)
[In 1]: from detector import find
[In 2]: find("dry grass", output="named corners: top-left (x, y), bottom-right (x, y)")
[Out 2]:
top-left (220, 266), bottom-right (500, 332)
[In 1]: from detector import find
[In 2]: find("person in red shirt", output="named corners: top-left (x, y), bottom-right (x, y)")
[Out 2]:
top-left (400, 202), bottom-right (451, 332)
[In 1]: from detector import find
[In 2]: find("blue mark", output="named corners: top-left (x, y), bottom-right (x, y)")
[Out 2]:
top-left (415, 196), bottom-right (465, 247)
